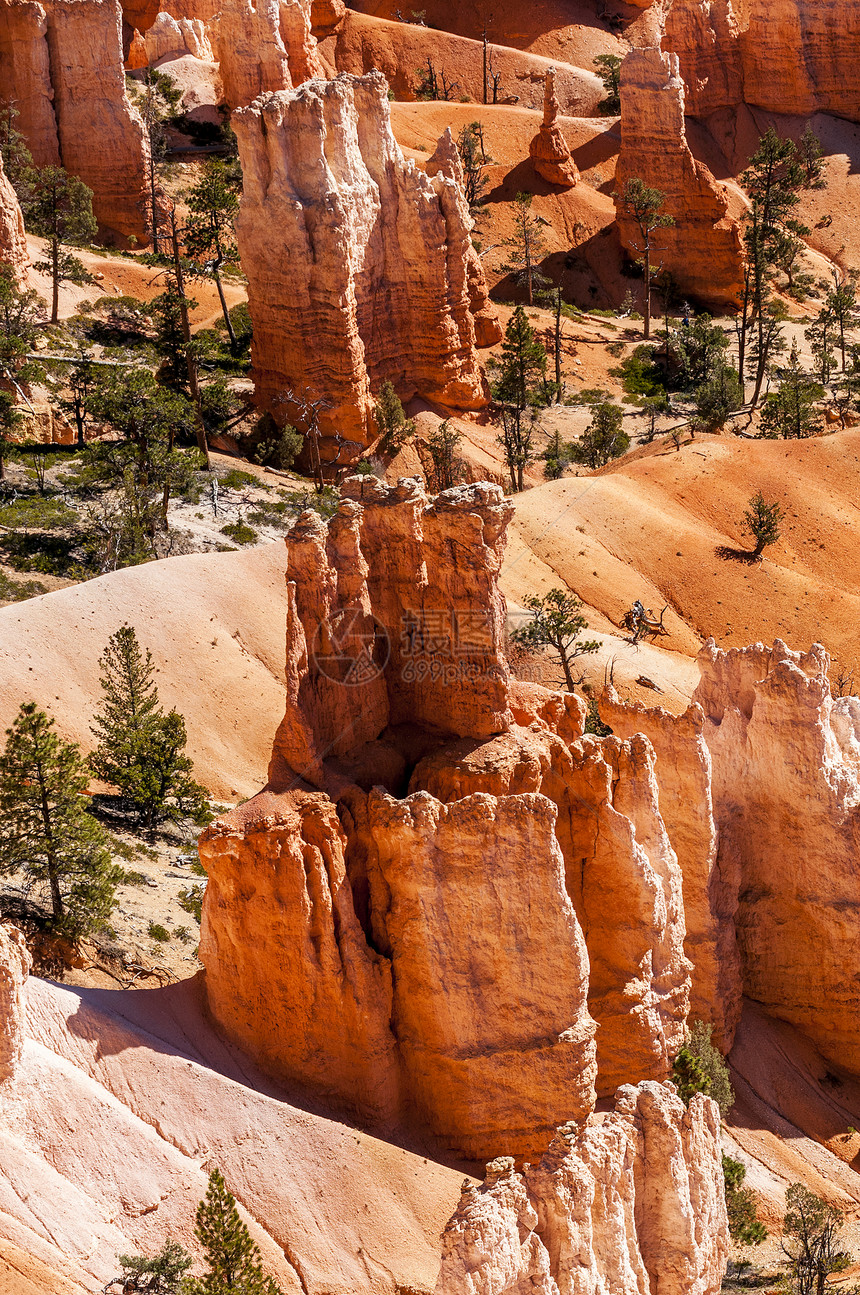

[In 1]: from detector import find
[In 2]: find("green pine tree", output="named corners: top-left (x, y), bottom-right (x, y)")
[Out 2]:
top-left (0, 702), bottom-right (121, 937)
top-left (183, 160), bottom-right (240, 345)
top-left (114, 1239), bottom-right (192, 1292)
top-left (26, 166), bottom-right (97, 324)
top-left (375, 381), bottom-right (416, 450)
top-left (186, 1168), bottom-right (283, 1295)
top-left (90, 626), bottom-right (210, 830)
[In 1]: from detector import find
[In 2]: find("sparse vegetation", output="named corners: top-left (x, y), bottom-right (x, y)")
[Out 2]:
top-left (723, 1156), bottom-right (767, 1246)
top-left (510, 588), bottom-right (599, 691)
top-left (672, 1019), bottom-right (735, 1114)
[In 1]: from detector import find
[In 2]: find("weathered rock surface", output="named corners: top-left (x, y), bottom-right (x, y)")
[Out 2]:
top-left (0, 0), bottom-right (151, 241)
top-left (529, 70), bottom-right (578, 188)
top-left (233, 72), bottom-right (493, 451)
top-left (614, 47), bottom-right (743, 310)
top-left (199, 478), bottom-right (696, 1154)
top-left (215, 0), bottom-right (322, 108)
top-left (0, 155), bottom-right (28, 284)
top-left (663, 0), bottom-right (860, 123)
top-left (600, 690), bottom-right (741, 1053)
top-left (362, 789), bottom-right (596, 1157)
top-left (436, 1084), bottom-right (728, 1295)
top-left (143, 9), bottom-right (211, 60)
top-left (0, 925), bottom-right (30, 1085)
top-left (692, 639), bottom-right (860, 1077)
top-left (199, 789), bottom-right (400, 1124)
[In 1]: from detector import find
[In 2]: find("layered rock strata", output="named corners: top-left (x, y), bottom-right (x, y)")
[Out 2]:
top-left (199, 477), bottom-right (693, 1154)
top-left (233, 72), bottom-right (495, 453)
top-left (662, 0), bottom-right (860, 124)
top-left (436, 1084), bottom-right (728, 1295)
top-left (215, 0), bottom-right (323, 108)
top-left (529, 70), bottom-right (578, 188)
top-left (0, 155), bottom-right (28, 283)
top-left (614, 47), bottom-right (743, 310)
top-left (0, 925), bottom-right (30, 1085)
top-left (0, 0), bottom-right (151, 241)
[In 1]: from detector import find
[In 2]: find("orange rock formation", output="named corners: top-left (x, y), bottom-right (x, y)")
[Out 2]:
top-left (233, 73), bottom-right (496, 452)
top-left (0, 155), bottom-right (28, 283)
top-left (198, 477), bottom-right (695, 1155)
top-left (215, 0), bottom-right (323, 108)
top-left (0, 925), bottom-right (29, 1085)
top-left (529, 70), bottom-right (578, 189)
top-left (437, 1084), bottom-right (728, 1295)
top-left (663, 0), bottom-right (860, 123)
top-left (0, 0), bottom-right (151, 241)
top-left (614, 47), bottom-right (743, 310)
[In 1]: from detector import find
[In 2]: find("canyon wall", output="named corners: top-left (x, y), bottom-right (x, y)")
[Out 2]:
top-left (663, 0), bottom-right (860, 123)
top-left (436, 1084), bottom-right (728, 1295)
top-left (233, 72), bottom-right (495, 454)
top-left (0, 0), bottom-right (151, 241)
top-left (0, 155), bottom-right (29, 283)
top-left (199, 477), bottom-right (694, 1155)
top-left (615, 47), bottom-right (743, 310)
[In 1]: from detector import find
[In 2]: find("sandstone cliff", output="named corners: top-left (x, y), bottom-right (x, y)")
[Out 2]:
top-left (529, 70), bottom-right (578, 189)
top-left (0, 0), bottom-right (151, 241)
top-left (233, 72), bottom-right (495, 453)
top-left (436, 1084), bottom-right (728, 1295)
top-left (614, 47), bottom-right (743, 310)
top-left (0, 925), bottom-right (29, 1085)
top-left (663, 0), bottom-right (860, 123)
top-left (0, 155), bottom-right (28, 283)
top-left (215, 0), bottom-right (323, 109)
top-left (199, 478), bottom-right (695, 1154)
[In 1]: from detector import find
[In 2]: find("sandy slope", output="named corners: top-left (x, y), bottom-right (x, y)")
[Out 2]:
top-left (0, 541), bottom-right (289, 801)
top-left (506, 430), bottom-right (860, 675)
top-left (0, 975), bottom-right (464, 1294)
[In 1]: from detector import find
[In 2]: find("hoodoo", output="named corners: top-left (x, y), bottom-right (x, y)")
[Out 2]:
top-left (233, 73), bottom-right (496, 454)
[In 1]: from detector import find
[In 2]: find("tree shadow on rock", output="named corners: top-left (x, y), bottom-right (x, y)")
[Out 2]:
top-left (715, 544), bottom-right (761, 564)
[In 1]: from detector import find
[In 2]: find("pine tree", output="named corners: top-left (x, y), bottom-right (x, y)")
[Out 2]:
top-left (184, 161), bottom-right (240, 344)
top-left (90, 626), bottom-right (210, 830)
top-left (759, 343), bottom-right (823, 439)
top-left (743, 491), bottom-right (783, 557)
top-left (569, 400), bottom-right (629, 468)
top-left (0, 99), bottom-right (35, 202)
top-left (114, 1239), bottom-right (192, 1293)
top-left (0, 703), bottom-right (121, 937)
top-left (186, 1168), bottom-right (283, 1295)
top-left (499, 193), bottom-right (549, 305)
top-left (594, 54), bottom-right (622, 115)
top-left (510, 588), bottom-right (599, 691)
top-left (26, 166), bottom-right (97, 324)
top-left (614, 178), bottom-right (675, 340)
top-left (126, 68), bottom-right (182, 253)
top-left (456, 122), bottom-right (492, 213)
top-left (491, 307), bottom-right (549, 491)
top-left (374, 381), bottom-right (416, 450)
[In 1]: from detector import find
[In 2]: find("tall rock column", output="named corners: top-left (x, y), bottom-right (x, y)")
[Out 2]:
top-left (0, 0), bottom-right (59, 167)
top-left (233, 72), bottom-right (493, 453)
top-left (0, 924), bottom-right (30, 1085)
top-left (614, 47), bottom-right (742, 310)
top-left (528, 69), bottom-right (578, 188)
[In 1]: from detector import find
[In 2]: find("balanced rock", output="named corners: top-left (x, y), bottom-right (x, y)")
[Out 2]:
top-left (614, 47), bottom-right (743, 310)
top-left (233, 72), bottom-right (494, 452)
top-left (528, 69), bottom-right (578, 188)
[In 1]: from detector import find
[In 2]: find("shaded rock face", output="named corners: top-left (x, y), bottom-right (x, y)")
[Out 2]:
top-left (614, 47), bottom-right (743, 310)
top-left (436, 1084), bottom-right (728, 1295)
top-left (0, 154), bottom-right (28, 282)
top-left (233, 72), bottom-right (494, 453)
top-left (0, 0), bottom-right (151, 241)
top-left (529, 70), bottom-right (578, 189)
top-left (0, 925), bottom-right (30, 1085)
top-left (694, 639), bottom-right (860, 1077)
top-left (663, 0), bottom-right (860, 122)
top-left (199, 477), bottom-right (695, 1156)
